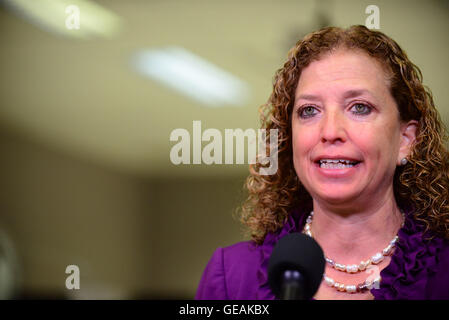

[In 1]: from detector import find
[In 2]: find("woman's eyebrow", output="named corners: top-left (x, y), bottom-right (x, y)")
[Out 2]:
top-left (343, 89), bottom-right (375, 99)
top-left (295, 93), bottom-right (321, 103)
top-left (295, 89), bottom-right (377, 103)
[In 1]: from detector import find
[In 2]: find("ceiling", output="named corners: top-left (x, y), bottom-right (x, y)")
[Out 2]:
top-left (0, 0), bottom-right (448, 178)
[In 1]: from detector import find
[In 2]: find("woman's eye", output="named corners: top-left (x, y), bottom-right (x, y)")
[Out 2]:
top-left (296, 104), bottom-right (371, 118)
top-left (298, 106), bottom-right (318, 118)
top-left (351, 103), bottom-right (372, 115)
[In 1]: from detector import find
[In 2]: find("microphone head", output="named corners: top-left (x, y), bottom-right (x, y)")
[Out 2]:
top-left (268, 232), bottom-right (325, 300)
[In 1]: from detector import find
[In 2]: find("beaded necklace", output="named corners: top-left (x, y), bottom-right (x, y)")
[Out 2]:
top-left (302, 210), bottom-right (404, 294)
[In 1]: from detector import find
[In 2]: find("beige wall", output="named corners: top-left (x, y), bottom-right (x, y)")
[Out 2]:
top-left (147, 177), bottom-right (246, 298)
top-left (0, 128), bottom-right (246, 299)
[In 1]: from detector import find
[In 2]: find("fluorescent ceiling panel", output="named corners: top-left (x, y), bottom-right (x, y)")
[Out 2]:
top-left (3, 0), bottom-right (122, 39)
top-left (132, 47), bottom-right (250, 107)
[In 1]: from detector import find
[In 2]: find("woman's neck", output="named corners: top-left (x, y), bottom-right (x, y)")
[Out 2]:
top-left (309, 198), bottom-right (404, 264)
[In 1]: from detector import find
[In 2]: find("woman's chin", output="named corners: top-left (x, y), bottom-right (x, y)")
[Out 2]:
top-left (313, 188), bottom-right (361, 205)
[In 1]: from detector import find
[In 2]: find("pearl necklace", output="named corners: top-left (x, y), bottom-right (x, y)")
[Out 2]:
top-left (302, 210), bottom-right (405, 294)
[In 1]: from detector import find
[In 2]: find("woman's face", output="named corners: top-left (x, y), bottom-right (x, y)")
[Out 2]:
top-left (292, 49), bottom-right (414, 208)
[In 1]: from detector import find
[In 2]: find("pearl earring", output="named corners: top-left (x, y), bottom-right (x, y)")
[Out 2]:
top-left (400, 158), bottom-right (408, 165)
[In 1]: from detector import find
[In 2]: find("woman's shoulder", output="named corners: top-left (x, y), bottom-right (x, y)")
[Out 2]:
top-left (202, 240), bottom-right (261, 270)
top-left (222, 240), bottom-right (261, 263)
top-left (195, 240), bottom-right (263, 300)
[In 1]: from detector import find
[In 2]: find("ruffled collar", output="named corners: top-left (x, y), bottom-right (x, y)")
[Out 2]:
top-left (371, 209), bottom-right (445, 299)
top-left (256, 206), bottom-right (445, 300)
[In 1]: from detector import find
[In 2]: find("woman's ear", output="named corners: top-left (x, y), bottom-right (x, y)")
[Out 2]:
top-left (398, 120), bottom-right (418, 165)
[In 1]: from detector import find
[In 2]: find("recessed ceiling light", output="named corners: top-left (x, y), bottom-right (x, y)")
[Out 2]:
top-left (131, 47), bottom-right (251, 107)
top-left (3, 0), bottom-right (122, 39)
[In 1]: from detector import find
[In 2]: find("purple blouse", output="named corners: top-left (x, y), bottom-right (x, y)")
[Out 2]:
top-left (195, 207), bottom-right (449, 300)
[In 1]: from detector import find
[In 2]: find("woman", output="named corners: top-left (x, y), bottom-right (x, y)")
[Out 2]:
top-left (195, 25), bottom-right (449, 300)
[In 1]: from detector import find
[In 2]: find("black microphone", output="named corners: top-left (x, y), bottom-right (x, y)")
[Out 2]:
top-left (268, 232), bottom-right (325, 300)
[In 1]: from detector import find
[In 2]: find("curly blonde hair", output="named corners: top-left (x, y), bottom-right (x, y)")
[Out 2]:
top-left (238, 25), bottom-right (449, 245)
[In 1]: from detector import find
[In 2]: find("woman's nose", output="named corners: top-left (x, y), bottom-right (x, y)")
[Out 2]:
top-left (320, 109), bottom-right (347, 144)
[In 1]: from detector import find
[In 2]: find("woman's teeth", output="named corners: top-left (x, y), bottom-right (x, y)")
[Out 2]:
top-left (318, 159), bottom-right (358, 169)
top-left (320, 162), bottom-right (355, 169)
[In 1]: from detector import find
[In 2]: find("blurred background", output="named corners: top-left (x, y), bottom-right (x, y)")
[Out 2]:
top-left (0, 0), bottom-right (447, 299)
